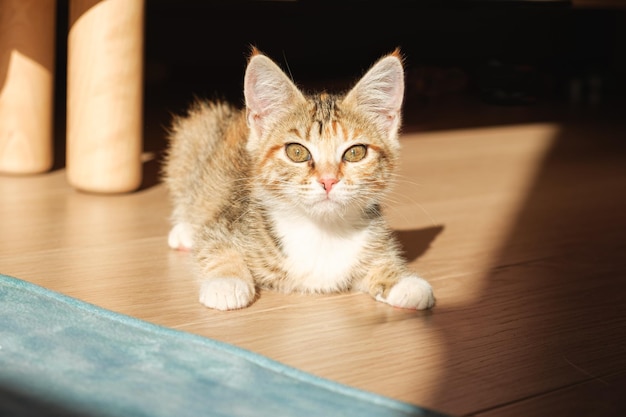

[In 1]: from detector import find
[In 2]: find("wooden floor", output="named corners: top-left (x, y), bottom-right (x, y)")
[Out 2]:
top-left (1, 100), bottom-right (625, 416)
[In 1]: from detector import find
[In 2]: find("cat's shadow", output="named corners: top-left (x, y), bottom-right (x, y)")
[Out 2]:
top-left (393, 225), bottom-right (445, 262)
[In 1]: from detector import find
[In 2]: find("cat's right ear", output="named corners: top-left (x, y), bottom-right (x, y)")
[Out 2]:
top-left (343, 50), bottom-right (405, 141)
top-left (244, 49), bottom-right (305, 140)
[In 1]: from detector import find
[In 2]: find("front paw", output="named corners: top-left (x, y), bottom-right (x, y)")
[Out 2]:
top-left (199, 277), bottom-right (255, 311)
top-left (378, 275), bottom-right (435, 310)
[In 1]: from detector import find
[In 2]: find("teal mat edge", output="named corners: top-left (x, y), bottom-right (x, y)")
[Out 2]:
top-left (0, 273), bottom-right (449, 417)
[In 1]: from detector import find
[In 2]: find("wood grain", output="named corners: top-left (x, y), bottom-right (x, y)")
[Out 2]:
top-left (1, 115), bottom-right (625, 416)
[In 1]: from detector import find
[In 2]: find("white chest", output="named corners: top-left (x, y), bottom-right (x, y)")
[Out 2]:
top-left (271, 211), bottom-right (370, 292)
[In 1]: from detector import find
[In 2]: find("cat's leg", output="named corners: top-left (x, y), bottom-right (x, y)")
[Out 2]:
top-left (195, 244), bottom-right (256, 311)
top-left (358, 265), bottom-right (435, 310)
top-left (168, 223), bottom-right (195, 250)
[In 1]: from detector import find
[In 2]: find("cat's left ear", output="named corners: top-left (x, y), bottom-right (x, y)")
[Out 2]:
top-left (244, 49), bottom-right (305, 140)
top-left (343, 50), bottom-right (405, 140)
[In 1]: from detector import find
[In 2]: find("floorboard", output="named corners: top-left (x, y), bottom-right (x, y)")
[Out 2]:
top-left (1, 104), bottom-right (625, 416)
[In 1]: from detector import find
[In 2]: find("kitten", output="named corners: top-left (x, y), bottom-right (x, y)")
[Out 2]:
top-left (163, 48), bottom-right (435, 311)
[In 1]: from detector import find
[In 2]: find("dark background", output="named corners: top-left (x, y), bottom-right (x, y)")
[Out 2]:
top-left (141, 1), bottom-right (626, 111)
top-left (52, 0), bottom-right (626, 156)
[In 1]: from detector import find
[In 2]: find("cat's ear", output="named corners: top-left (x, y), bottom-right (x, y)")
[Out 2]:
top-left (244, 49), bottom-right (305, 139)
top-left (343, 49), bottom-right (405, 139)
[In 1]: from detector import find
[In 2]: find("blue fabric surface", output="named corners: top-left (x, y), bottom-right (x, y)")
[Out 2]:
top-left (0, 274), bottom-right (447, 417)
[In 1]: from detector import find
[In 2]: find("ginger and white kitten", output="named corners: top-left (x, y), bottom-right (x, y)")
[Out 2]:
top-left (163, 48), bottom-right (435, 311)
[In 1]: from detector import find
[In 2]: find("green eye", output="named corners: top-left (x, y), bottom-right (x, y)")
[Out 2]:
top-left (285, 143), bottom-right (311, 163)
top-left (343, 145), bottom-right (367, 162)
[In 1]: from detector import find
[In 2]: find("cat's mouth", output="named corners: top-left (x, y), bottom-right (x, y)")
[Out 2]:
top-left (297, 186), bottom-right (350, 213)
top-left (309, 192), bottom-right (346, 212)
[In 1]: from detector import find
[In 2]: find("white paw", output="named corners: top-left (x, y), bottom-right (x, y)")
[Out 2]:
top-left (168, 223), bottom-right (194, 250)
top-left (199, 278), bottom-right (254, 311)
top-left (378, 275), bottom-right (435, 310)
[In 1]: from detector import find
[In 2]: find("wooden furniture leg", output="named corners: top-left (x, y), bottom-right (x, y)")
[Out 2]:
top-left (0, 0), bottom-right (56, 174)
top-left (67, 0), bottom-right (144, 193)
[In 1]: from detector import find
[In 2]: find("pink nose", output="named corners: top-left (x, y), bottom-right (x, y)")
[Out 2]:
top-left (319, 177), bottom-right (339, 193)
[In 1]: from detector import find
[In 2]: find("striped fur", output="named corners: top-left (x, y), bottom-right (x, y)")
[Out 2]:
top-left (162, 50), bottom-right (435, 311)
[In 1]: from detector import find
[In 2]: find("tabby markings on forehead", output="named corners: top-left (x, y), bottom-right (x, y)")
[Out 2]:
top-left (308, 94), bottom-right (341, 138)
top-left (312, 93), bottom-right (337, 122)
top-left (288, 128), bottom-right (303, 138)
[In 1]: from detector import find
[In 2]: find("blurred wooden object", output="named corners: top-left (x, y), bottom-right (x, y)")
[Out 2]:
top-left (0, 0), bottom-right (56, 174)
top-left (67, 0), bottom-right (144, 193)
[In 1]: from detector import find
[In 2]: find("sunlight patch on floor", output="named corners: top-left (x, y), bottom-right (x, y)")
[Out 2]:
top-left (390, 122), bottom-right (560, 307)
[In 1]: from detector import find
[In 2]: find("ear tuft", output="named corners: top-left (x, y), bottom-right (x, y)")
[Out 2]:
top-left (248, 45), bottom-right (262, 60)
top-left (343, 51), bottom-right (405, 139)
